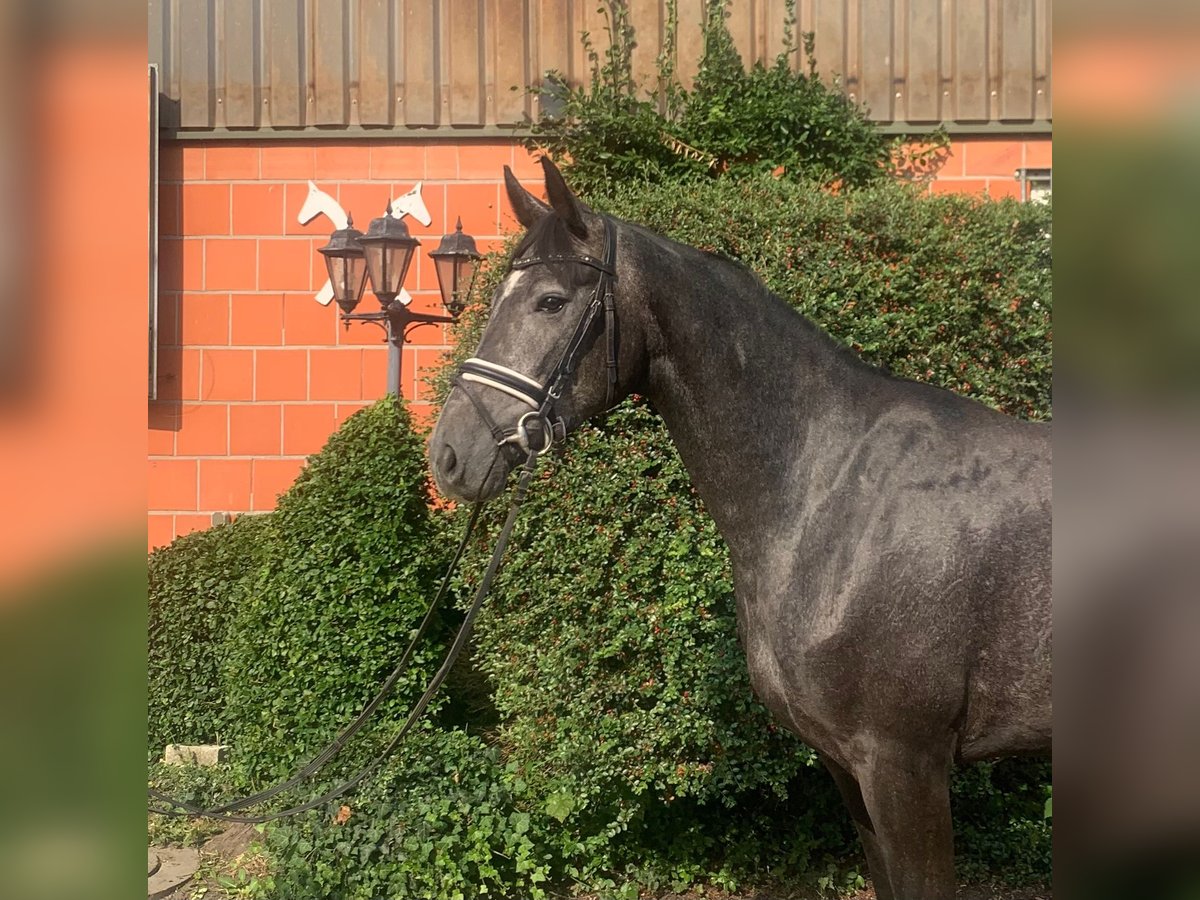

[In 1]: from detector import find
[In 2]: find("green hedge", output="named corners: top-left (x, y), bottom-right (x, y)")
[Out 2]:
top-left (219, 400), bottom-right (453, 784)
top-left (147, 513), bottom-right (270, 757)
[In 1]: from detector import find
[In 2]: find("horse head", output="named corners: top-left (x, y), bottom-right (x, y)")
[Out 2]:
top-left (429, 157), bottom-right (648, 502)
top-left (391, 182), bottom-right (431, 227)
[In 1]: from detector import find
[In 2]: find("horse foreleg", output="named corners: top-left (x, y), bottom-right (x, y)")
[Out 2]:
top-left (822, 756), bottom-right (895, 900)
top-left (854, 742), bottom-right (956, 900)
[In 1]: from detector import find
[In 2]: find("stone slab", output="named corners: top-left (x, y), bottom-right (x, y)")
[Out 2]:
top-left (147, 847), bottom-right (199, 899)
top-left (163, 743), bottom-right (229, 766)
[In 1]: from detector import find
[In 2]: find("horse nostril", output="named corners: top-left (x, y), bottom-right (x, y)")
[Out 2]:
top-left (439, 444), bottom-right (458, 475)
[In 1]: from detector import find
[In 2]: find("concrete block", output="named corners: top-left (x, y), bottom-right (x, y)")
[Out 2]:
top-left (163, 743), bottom-right (229, 766)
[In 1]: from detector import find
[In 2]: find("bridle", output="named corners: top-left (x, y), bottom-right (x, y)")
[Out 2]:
top-left (455, 217), bottom-right (618, 457)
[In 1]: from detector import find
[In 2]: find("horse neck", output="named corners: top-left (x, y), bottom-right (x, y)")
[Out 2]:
top-left (633, 233), bottom-right (873, 559)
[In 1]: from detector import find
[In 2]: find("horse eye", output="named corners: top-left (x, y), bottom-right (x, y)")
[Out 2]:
top-left (536, 295), bottom-right (567, 314)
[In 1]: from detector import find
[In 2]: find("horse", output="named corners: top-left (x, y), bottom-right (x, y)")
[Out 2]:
top-left (428, 157), bottom-right (1052, 900)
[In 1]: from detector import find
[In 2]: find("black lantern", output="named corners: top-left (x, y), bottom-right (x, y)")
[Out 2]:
top-left (358, 202), bottom-right (421, 308)
top-left (428, 217), bottom-right (482, 316)
top-left (317, 216), bottom-right (368, 315)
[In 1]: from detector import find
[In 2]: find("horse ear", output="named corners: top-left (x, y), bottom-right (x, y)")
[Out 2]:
top-left (503, 165), bottom-right (551, 230)
top-left (541, 156), bottom-right (589, 238)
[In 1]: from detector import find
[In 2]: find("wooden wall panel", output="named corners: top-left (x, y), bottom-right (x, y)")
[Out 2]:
top-left (154, 0), bottom-right (1053, 133)
top-left (358, 0), bottom-right (394, 125)
top-left (177, 0), bottom-right (215, 128)
top-left (222, 0), bottom-right (260, 127)
top-left (310, 0), bottom-right (349, 125)
top-left (264, 0), bottom-right (305, 127)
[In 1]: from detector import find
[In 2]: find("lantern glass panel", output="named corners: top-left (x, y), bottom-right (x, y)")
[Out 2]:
top-left (363, 242), bottom-right (415, 304)
top-left (323, 251), bottom-right (368, 314)
top-left (435, 256), bottom-right (477, 313)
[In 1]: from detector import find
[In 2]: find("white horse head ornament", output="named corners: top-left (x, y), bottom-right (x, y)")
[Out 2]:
top-left (298, 180), bottom-right (429, 306)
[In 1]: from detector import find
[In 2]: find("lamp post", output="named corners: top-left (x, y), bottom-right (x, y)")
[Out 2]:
top-left (318, 205), bottom-right (482, 399)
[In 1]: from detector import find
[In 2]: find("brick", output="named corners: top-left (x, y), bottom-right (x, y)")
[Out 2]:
top-left (159, 145), bottom-right (183, 182)
top-left (337, 316), bottom-right (388, 346)
top-left (424, 143), bottom-right (459, 179)
top-left (176, 403), bottom-right (229, 456)
top-left (181, 349), bottom-right (203, 400)
top-left (315, 144), bottom-right (371, 180)
top-left (231, 293), bottom-right (283, 345)
top-left (259, 238), bottom-right (313, 291)
top-left (283, 293), bottom-right (338, 345)
top-left (182, 145), bottom-right (205, 181)
top-left (156, 293), bottom-right (179, 346)
top-left (446, 183), bottom-right (501, 236)
top-left (147, 420), bottom-right (175, 455)
top-left (1024, 139), bottom-right (1052, 168)
top-left (232, 183), bottom-right (286, 236)
top-left (414, 348), bottom-right (447, 402)
top-left (201, 348), bottom-right (254, 401)
top-left (409, 403), bottom-right (435, 430)
top-left (337, 183), bottom-right (392, 228)
top-left (362, 347), bottom-right (390, 399)
top-left (931, 178), bottom-right (987, 196)
top-left (206, 239), bottom-right (256, 291)
top-left (149, 458), bottom-right (197, 510)
top-left (962, 138), bottom-right (1024, 177)
top-left (334, 402), bottom-right (370, 427)
top-left (174, 515), bottom-right (213, 538)
top-left (181, 183), bottom-right (231, 236)
top-left (986, 179), bottom-right (1023, 200)
top-left (310, 349), bottom-right (363, 400)
top-left (255, 348), bottom-right (308, 401)
top-left (148, 514), bottom-right (175, 551)
top-left (199, 458), bottom-right (253, 510)
top-left (179, 293), bottom-right (230, 345)
top-left (370, 144), bottom-right (426, 180)
top-left (206, 145), bottom-right (260, 180)
top-left (159, 239), bottom-right (204, 292)
top-left (510, 147), bottom-right (545, 179)
top-left (261, 144), bottom-right (316, 180)
top-left (229, 403), bottom-right (282, 455)
top-left (156, 348), bottom-right (202, 402)
top-left (283, 403), bottom-right (337, 455)
top-left (252, 458), bottom-right (305, 510)
top-left (159, 183), bottom-right (181, 236)
top-left (458, 142), bottom-right (514, 178)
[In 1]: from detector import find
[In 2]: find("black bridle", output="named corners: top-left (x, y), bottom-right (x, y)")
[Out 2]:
top-left (455, 216), bottom-right (618, 456)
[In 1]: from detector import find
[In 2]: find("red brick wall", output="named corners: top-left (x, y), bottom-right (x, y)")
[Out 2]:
top-left (927, 135), bottom-right (1051, 197)
top-left (148, 140), bottom-right (543, 549)
top-left (147, 134), bottom-right (1049, 551)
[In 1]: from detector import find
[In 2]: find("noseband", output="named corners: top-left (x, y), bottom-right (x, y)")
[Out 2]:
top-left (455, 217), bottom-right (618, 457)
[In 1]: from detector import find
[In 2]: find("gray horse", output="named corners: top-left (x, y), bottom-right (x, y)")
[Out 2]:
top-left (429, 157), bottom-right (1052, 900)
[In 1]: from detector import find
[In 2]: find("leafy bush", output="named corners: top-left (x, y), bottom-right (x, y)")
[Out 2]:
top-left (531, 0), bottom-right (908, 194)
top-left (219, 400), bottom-right (453, 784)
top-left (264, 730), bottom-right (560, 900)
top-left (147, 513), bottom-right (271, 757)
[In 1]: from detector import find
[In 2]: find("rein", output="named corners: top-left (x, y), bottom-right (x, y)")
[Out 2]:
top-left (148, 452), bottom-right (537, 823)
top-left (148, 219), bottom-right (621, 824)
top-left (456, 217), bottom-right (618, 456)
